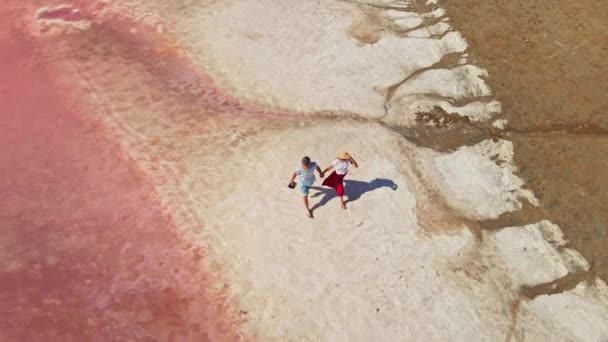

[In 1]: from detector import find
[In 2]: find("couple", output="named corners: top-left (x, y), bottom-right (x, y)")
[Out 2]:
top-left (288, 152), bottom-right (359, 218)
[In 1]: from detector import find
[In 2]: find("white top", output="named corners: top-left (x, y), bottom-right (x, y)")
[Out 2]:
top-left (332, 159), bottom-right (351, 175)
top-left (294, 162), bottom-right (317, 186)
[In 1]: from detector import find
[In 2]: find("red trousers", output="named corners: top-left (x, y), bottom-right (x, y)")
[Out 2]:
top-left (322, 171), bottom-right (346, 196)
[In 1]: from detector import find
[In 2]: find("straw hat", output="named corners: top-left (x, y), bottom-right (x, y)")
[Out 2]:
top-left (336, 151), bottom-right (348, 159)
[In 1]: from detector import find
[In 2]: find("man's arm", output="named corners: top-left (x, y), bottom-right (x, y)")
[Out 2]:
top-left (288, 172), bottom-right (297, 185)
top-left (316, 165), bottom-right (324, 178)
top-left (347, 153), bottom-right (359, 168)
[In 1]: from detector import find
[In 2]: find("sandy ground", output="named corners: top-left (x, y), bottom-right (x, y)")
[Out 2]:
top-left (2, 0), bottom-right (608, 340)
top-left (190, 122), bottom-right (606, 341)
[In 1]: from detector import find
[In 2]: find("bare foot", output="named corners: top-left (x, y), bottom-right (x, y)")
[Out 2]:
top-left (307, 209), bottom-right (314, 218)
top-left (340, 202), bottom-right (346, 209)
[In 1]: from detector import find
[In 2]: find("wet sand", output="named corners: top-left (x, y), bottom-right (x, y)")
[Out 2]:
top-left (442, 0), bottom-right (608, 280)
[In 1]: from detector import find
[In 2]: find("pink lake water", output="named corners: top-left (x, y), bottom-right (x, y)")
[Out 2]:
top-left (0, 1), bottom-right (245, 340)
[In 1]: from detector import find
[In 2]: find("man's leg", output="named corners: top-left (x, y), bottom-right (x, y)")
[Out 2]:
top-left (303, 196), bottom-right (313, 217)
top-left (301, 185), bottom-right (313, 218)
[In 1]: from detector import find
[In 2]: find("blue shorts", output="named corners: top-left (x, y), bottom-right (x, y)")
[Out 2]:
top-left (300, 184), bottom-right (311, 196)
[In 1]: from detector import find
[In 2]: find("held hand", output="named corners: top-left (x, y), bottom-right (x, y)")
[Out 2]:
top-left (320, 171), bottom-right (325, 178)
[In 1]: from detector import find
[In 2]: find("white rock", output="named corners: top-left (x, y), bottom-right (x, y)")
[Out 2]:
top-left (518, 280), bottom-right (608, 341)
top-left (393, 16), bottom-right (424, 29)
top-left (386, 64), bottom-right (497, 126)
top-left (420, 139), bottom-right (538, 220)
top-left (489, 220), bottom-right (589, 287)
top-left (492, 119), bottom-right (508, 129)
top-left (176, 0), bottom-right (483, 120)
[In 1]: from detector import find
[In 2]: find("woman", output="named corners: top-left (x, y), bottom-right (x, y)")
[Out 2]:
top-left (322, 151), bottom-right (359, 209)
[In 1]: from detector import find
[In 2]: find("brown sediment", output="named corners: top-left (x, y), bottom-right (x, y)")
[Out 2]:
top-left (442, 0), bottom-right (608, 281)
top-left (382, 106), bottom-right (497, 152)
top-left (415, 106), bottom-right (472, 128)
top-left (341, 0), bottom-right (437, 13)
top-left (518, 271), bottom-right (592, 300)
top-left (506, 123), bottom-right (608, 136)
top-left (477, 202), bottom-right (547, 231)
top-left (442, 0), bottom-right (608, 130)
top-left (503, 296), bottom-right (526, 342)
top-left (396, 124), bottom-right (488, 152)
top-left (394, 105), bottom-right (606, 154)
top-left (413, 106), bottom-right (607, 138)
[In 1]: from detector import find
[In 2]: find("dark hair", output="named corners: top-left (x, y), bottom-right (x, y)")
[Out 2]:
top-left (302, 156), bottom-right (311, 166)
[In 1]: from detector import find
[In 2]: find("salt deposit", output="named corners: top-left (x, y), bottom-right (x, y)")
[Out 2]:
top-left (417, 139), bottom-right (538, 220)
top-left (175, 0), bottom-right (485, 123)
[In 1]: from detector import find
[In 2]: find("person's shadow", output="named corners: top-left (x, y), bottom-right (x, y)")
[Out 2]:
top-left (309, 178), bottom-right (398, 211)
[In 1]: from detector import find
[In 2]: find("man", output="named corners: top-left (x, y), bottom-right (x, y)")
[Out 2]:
top-left (288, 156), bottom-right (324, 218)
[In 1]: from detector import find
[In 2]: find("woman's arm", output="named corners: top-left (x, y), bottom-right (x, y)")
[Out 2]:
top-left (347, 153), bottom-right (359, 168)
top-left (322, 164), bottom-right (334, 174)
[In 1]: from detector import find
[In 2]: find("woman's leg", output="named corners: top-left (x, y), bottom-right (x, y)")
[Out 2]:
top-left (335, 180), bottom-right (346, 209)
